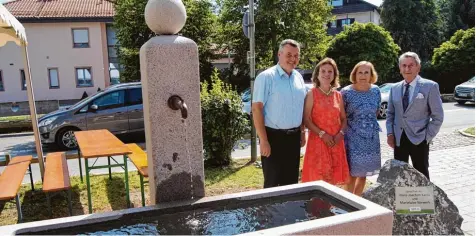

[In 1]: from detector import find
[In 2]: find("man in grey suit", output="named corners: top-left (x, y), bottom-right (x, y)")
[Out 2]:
top-left (386, 52), bottom-right (444, 180)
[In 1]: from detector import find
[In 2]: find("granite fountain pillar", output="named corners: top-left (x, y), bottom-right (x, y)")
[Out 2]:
top-left (140, 0), bottom-right (205, 204)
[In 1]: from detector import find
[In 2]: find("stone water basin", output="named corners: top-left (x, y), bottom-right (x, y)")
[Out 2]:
top-left (0, 181), bottom-right (393, 235)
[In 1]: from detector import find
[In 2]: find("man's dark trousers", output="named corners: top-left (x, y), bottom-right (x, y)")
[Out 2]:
top-left (394, 131), bottom-right (430, 179)
top-left (261, 127), bottom-right (301, 188)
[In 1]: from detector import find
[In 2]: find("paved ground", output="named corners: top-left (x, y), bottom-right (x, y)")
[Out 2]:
top-left (368, 144), bottom-right (475, 236)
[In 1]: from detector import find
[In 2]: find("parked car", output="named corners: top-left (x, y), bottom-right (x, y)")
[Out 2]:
top-left (454, 76), bottom-right (475, 105)
top-left (378, 83), bottom-right (394, 119)
top-left (241, 87), bottom-right (252, 116)
top-left (38, 82), bottom-right (144, 150)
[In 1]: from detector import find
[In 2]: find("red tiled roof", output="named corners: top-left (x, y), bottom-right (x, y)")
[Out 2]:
top-left (3, 0), bottom-right (115, 20)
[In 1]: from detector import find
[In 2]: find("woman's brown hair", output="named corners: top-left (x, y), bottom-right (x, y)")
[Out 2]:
top-left (312, 57), bottom-right (340, 88)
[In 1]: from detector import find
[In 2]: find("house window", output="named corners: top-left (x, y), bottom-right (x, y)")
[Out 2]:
top-left (330, 20), bottom-right (337, 28)
top-left (48, 68), bottom-right (60, 89)
top-left (76, 67), bottom-right (93, 87)
top-left (72, 28), bottom-right (89, 48)
top-left (0, 70), bottom-right (4, 91)
top-left (342, 18), bottom-right (354, 26)
top-left (20, 69), bottom-right (26, 90)
top-left (106, 24), bottom-right (122, 84)
top-left (336, 18), bottom-right (355, 27)
top-left (329, 0), bottom-right (343, 6)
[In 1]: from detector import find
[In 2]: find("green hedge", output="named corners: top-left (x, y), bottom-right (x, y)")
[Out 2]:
top-left (201, 69), bottom-right (250, 167)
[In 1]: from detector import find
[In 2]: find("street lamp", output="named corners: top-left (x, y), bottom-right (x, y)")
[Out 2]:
top-left (242, 2), bottom-right (257, 162)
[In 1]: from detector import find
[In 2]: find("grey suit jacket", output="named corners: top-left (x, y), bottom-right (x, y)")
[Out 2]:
top-left (386, 77), bottom-right (444, 146)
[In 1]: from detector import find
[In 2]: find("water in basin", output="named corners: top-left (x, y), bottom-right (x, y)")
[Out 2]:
top-left (22, 190), bottom-right (358, 235)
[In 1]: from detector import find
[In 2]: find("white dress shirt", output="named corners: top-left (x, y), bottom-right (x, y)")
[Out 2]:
top-left (403, 75), bottom-right (420, 103)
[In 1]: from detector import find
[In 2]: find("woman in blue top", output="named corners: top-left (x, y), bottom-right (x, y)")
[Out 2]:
top-left (341, 61), bottom-right (381, 196)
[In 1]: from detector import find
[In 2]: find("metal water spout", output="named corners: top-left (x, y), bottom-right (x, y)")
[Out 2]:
top-left (168, 95), bottom-right (188, 119)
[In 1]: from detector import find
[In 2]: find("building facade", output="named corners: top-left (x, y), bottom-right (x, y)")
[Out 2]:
top-left (0, 0), bottom-right (119, 106)
top-left (327, 0), bottom-right (381, 35)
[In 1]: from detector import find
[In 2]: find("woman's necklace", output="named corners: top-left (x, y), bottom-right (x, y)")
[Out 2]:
top-left (318, 86), bottom-right (332, 96)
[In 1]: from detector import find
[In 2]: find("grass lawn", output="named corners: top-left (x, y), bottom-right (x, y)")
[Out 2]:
top-left (0, 157), bottom-right (368, 226)
top-left (0, 159), bottom-right (265, 226)
top-left (0, 114), bottom-right (44, 122)
top-left (463, 127), bottom-right (475, 136)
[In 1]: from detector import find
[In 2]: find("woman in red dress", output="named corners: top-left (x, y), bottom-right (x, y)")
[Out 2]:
top-left (301, 58), bottom-right (349, 185)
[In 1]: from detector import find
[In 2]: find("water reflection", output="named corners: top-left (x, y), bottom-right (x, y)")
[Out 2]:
top-left (83, 196), bottom-right (352, 235)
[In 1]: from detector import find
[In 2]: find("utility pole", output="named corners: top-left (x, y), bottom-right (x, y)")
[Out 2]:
top-left (248, 0), bottom-right (257, 162)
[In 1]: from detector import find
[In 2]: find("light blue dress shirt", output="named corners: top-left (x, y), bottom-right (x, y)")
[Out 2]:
top-left (252, 64), bottom-right (307, 129)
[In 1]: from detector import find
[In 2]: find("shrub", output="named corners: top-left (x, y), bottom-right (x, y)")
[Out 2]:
top-left (201, 69), bottom-right (250, 167)
top-left (431, 28), bottom-right (475, 93)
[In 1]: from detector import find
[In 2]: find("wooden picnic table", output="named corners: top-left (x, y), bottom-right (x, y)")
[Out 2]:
top-left (74, 129), bottom-right (132, 214)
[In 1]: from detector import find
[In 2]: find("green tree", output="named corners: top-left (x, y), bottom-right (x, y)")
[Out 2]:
top-left (181, 0), bottom-right (218, 82)
top-left (114, 0), bottom-right (217, 82)
top-left (437, 0), bottom-right (475, 40)
top-left (431, 28), bottom-right (475, 93)
top-left (325, 23), bottom-right (401, 84)
top-left (114, 0), bottom-right (153, 83)
top-left (381, 0), bottom-right (443, 62)
top-left (217, 0), bottom-right (332, 90)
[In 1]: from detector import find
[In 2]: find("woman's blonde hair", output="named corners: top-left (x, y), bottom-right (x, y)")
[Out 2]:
top-left (312, 57), bottom-right (340, 88)
top-left (349, 61), bottom-right (378, 84)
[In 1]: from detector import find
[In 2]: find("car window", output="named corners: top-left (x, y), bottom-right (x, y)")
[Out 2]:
top-left (127, 88), bottom-right (143, 105)
top-left (380, 84), bottom-right (393, 93)
top-left (79, 105), bottom-right (88, 113)
top-left (302, 73), bottom-right (312, 83)
top-left (241, 88), bottom-right (251, 102)
top-left (469, 77), bottom-right (475, 83)
top-left (93, 90), bottom-right (125, 110)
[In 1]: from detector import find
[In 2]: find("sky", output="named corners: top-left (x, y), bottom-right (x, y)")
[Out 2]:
top-left (363, 0), bottom-right (383, 7)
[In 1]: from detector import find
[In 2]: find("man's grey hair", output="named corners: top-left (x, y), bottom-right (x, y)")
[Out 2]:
top-left (279, 39), bottom-right (301, 52)
top-left (399, 52), bottom-right (421, 66)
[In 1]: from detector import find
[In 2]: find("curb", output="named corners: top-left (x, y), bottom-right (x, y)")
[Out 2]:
top-left (458, 128), bottom-right (475, 138)
top-left (0, 132), bottom-right (34, 138)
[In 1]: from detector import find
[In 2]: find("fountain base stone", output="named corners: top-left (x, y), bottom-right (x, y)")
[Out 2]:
top-left (0, 181), bottom-right (393, 235)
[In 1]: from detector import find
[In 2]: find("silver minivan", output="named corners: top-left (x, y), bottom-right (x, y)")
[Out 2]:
top-left (38, 82), bottom-right (144, 150)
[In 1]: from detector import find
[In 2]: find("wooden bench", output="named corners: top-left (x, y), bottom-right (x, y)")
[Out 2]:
top-left (0, 153), bottom-right (35, 190)
top-left (125, 143), bottom-right (148, 207)
top-left (43, 152), bottom-right (72, 216)
top-left (0, 155), bottom-right (34, 222)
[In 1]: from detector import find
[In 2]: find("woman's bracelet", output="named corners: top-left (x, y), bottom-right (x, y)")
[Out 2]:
top-left (318, 130), bottom-right (326, 138)
top-left (339, 130), bottom-right (345, 135)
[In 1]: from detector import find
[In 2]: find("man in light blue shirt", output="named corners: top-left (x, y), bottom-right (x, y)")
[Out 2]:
top-left (252, 39), bottom-right (307, 188)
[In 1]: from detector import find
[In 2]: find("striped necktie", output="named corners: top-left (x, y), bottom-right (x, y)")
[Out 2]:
top-left (403, 83), bottom-right (410, 111)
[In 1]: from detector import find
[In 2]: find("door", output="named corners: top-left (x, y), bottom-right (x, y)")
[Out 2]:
top-left (126, 88), bottom-right (144, 132)
top-left (86, 90), bottom-right (129, 134)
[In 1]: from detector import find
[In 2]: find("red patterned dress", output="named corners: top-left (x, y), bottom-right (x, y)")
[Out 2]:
top-left (301, 88), bottom-right (349, 185)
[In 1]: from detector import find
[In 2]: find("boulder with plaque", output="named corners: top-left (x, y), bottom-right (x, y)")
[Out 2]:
top-left (363, 159), bottom-right (464, 235)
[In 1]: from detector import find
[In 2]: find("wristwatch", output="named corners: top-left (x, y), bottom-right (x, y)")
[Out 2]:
top-left (318, 130), bottom-right (326, 138)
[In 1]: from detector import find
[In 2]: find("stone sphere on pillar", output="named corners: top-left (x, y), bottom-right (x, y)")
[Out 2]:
top-left (145, 0), bottom-right (187, 35)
